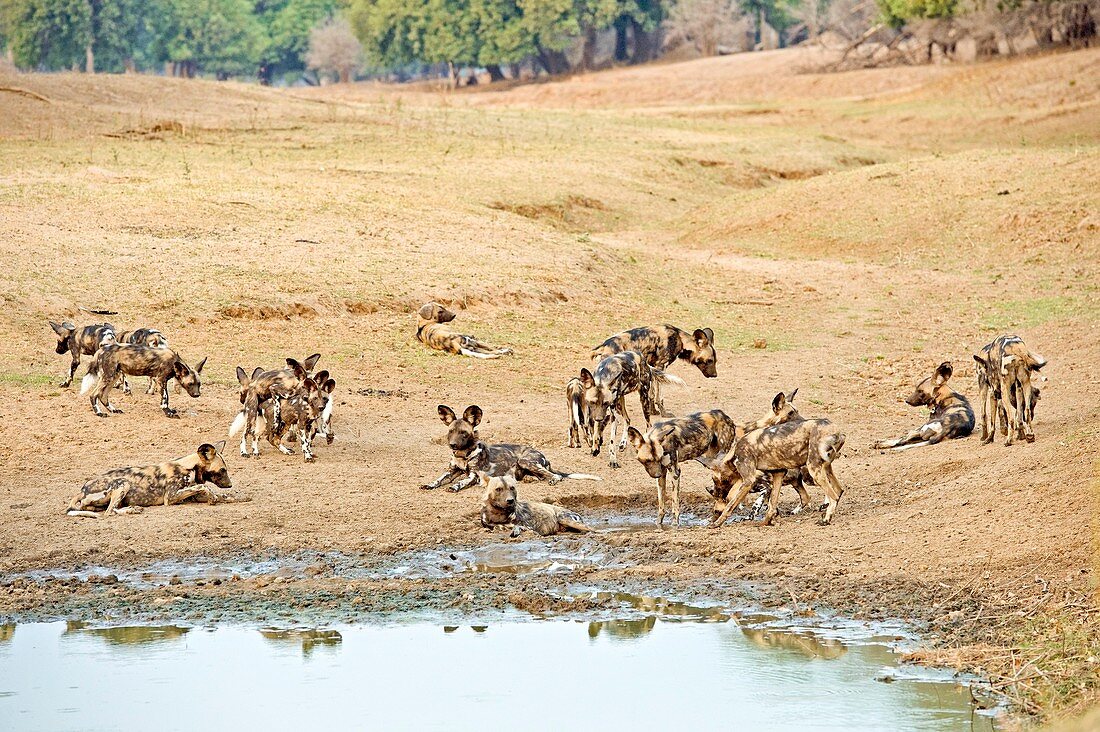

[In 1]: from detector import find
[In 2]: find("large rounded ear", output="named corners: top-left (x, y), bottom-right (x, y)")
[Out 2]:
top-left (417, 303), bottom-right (436, 319)
top-left (627, 426), bottom-right (646, 450)
top-left (438, 405), bottom-right (457, 425)
top-left (703, 327), bottom-right (714, 344)
top-left (49, 320), bottom-right (68, 337)
top-left (313, 370), bottom-right (329, 385)
top-left (195, 357), bottom-right (207, 374)
top-left (173, 360), bottom-right (189, 379)
top-left (787, 388), bottom-right (798, 403)
top-left (693, 329), bottom-right (711, 347)
top-left (197, 443), bottom-right (217, 462)
top-left (303, 353), bottom-right (321, 373)
top-left (212, 440), bottom-right (226, 455)
top-left (251, 367), bottom-right (264, 380)
top-left (972, 354), bottom-right (986, 367)
top-left (286, 358), bottom-right (306, 380)
top-left (579, 368), bottom-right (595, 388)
top-left (322, 378), bottom-right (336, 394)
top-left (463, 405), bottom-right (483, 427)
top-left (933, 361), bottom-right (952, 385)
top-left (236, 366), bottom-right (249, 387)
top-left (771, 392), bottom-right (787, 414)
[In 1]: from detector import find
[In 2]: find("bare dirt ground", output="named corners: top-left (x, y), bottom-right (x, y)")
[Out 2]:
top-left (1, 47), bottom-right (1098, 724)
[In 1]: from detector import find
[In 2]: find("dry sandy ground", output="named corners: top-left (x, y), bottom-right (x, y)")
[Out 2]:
top-left (1, 46), bottom-right (1098, 723)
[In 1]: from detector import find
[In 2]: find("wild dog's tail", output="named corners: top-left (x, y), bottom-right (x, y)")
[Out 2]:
top-left (80, 351), bottom-right (104, 395)
top-left (650, 368), bottom-right (686, 387)
top-left (66, 510), bottom-right (101, 519)
top-left (819, 433), bottom-right (846, 463)
top-left (459, 347), bottom-right (502, 360)
top-left (228, 410), bottom-right (247, 438)
top-left (557, 471), bottom-right (602, 481)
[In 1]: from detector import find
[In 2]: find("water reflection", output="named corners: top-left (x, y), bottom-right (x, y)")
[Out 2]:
top-left (740, 627), bottom-right (848, 660)
top-left (63, 622), bottom-right (189, 645)
top-left (0, 624), bottom-right (13, 643)
top-left (259, 629), bottom-right (342, 657)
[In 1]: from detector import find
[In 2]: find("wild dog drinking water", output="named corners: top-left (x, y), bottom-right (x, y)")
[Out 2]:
top-left (421, 405), bottom-right (601, 491)
top-left (116, 328), bottom-right (169, 394)
top-left (229, 354), bottom-right (321, 456)
top-left (66, 441), bottom-right (245, 517)
top-left (712, 396), bottom-right (846, 527)
top-left (261, 375), bottom-right (336, 462)
top-left (580, 351), bottom-right (684, 469)
top-left (80, 344), bottom-right (205, 418)
top-left (872, 362), bottom-right (974, 452)
top-left (416, 302), bottom-right (513, 359)
top-left (480, 473), bottom-right (592, 537)
top-left (973, 335), bottom-right (1047, 445)
top-left (565, 377), bottom-right (592, 449)
top-left (50, 320), bottom-right (116, 387)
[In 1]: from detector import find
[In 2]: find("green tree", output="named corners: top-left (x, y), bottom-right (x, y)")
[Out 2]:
top-left (875, 0), bottom-right (956, 28)
top-left (87, 0), bottom-right (148, 72)
top-left (257, 0), bottom-right (339, 83)
top-left (150, 0), bottom-right (267, 77)
top-left (4, 0), bottom-right (91, 70)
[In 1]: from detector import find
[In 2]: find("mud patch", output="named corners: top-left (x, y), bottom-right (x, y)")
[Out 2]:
top-left (218, 302), bottom-right (320, 320)
top-left (488, 195), bottom-right (610, 231)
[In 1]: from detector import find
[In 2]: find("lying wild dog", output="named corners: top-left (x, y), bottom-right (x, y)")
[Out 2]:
top-left (66, 441), bottom-right (246, 518)
top-left (592, 324), bottom-right (717, 414)
top-left (872, 362), bottom-right (974, 452)
top-left (261, 375), bottom-right (336, 462)
top-left (626, 391), bottom-right (802, 527)
top-left (580, 351), bottom-right (684, 469)
top-left (416, 302), bottom-right (512, 359)
top-left (50, 320), bottom-right (116, 387)
top-left (974, 335), bottom-right (1047, 446)
top-left (229, 354), bottom-right (321, 457)
top-left (712, 396), bottom-right (846, 527)
top-left (565, 377), bottom-right (592, 449)
top-left (422, 405), bottom-right (601, 491)
top-left (480, 473), bottom-right (592, 537)
top-left (81, 344), bottom-right (206, 418)
top-left (116, 328), bottom-right (169, 395)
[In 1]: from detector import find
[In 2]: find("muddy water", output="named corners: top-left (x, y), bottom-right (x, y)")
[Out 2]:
top-left (0, 610), bottom-right (995, 731)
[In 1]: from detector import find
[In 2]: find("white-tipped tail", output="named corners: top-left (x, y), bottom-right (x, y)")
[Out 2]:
top-left (79, 372), bottom-right (97, 396)
top-left (229, 410), bottom-right (247, 438)
top-left (652, 370), bottom-right (686, 387)
top-left (460, 348), bottom-right (500, 360)
top-left (564, 473), bottom-right (602, 481)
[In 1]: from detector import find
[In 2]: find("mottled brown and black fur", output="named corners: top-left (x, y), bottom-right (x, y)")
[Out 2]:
top-left (592, 324), bottom-right (717, 377)
top-left (422, 405), bottom-right (600, 491)
top-left (80, 344), bottom-right (206, 418)
top-left (974, 335), bottom-right (1047, 446)
top-left (261, 375), bottom-right (336, 462)
top-left (565, 377), bottom-right (592, 449)
top-left (872, 362), bottom-right (974, 452)
top-left (581, 351), bottom-right (684, 469)
top-left (229, 354), bottom-right (321, 456)
top-left (66, 441), bottom-right (244, 518)
top-left (116, 328), bottom-right (169, 395)
top-left (416, 302), bottom-right (512, 359)
top-left (480, 474), bottom-right (591, 537)
top-left (50, 320), bottom-right (116, 387)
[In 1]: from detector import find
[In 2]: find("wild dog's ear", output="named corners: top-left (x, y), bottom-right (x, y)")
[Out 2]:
top-left (195, 357), bottom-right (207, 374)
top-left (49, 320), bottom-right (71, 337)
top-left (703, 327), bottom-right (714, 344)
top-left (627, 426), bottom-right (646, 450)
top-left (693, 328), bottom-right (712, 347)
top-left (251, 367), bottom-right (264, 380)
top-left (313, 370), bottom-right (329, 385)
top-left (463, 405), bottom-right (483, 427)
top-left (303, 353), bottom-right (321, 373)
top-left (1029, 352), bottom-right (1047, 371)
top-left (322, 378), bottom-right (336, 394)
top-left (933, 361), bottom-right (952, 386)
top-left (236, 366), bottom-right (249, 387)
top-left (579, 368), bottom-right (595, 389)
top-left (212, 440), bottom-right (226, 455)
top-left (418, 303), bottom-right (436, 320)
top-left (197, 443), bottom-right (217, 462)
top-left (973, 354), bottom-right (986, 367)
top-left (787, 388), bottom-right (798, 402)
top-left (286, 358), bottom-right (307, 380)
top-left (173, 360), bottom-right (189, 379)
top-left (438, 405), bottom-right (457, 425)
top-left (771, 392), bottom-right (787, 413)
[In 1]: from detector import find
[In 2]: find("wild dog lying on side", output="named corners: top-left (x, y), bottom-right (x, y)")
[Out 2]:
top-left (416, 302), bottom-right (513, 359)
top-left (229, 354), bottom-right (321, 456)
top-left (872, 362), bottom-right (974, 452)
top-left (974, 335), bottom-right (1047, 446)
top-left (66, 441), bottom-right (246, 518)
top-left (712, 398), bottom-right (846, 527)
top-left (50, 320), bottom-right (116, 387)
top-left (116, 328), bottom-right (169, 395)
top-left (580, 351), bottom-right (684, 469)
top-left (261, 375), bottom-right (336, 462)
top-left (80, 344), bottom-right (206, 418)
top-left (480, 474), bottom-right (592, 537)
top-left (565, 377), bottom-right (592, 449)
top-left (626, 392), bottom-right (801, 527)
top-left (422, 405), bottom-right (601, 491)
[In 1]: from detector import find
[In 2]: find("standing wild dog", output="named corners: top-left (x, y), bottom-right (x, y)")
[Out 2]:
top-left (416, 302), bottom-right (512, 359)
top-left (421, 405), bottom-right (601, 491)
top-left (592, 324), bottom-right (717, 414)
top-left (626, 392), bottom-right (802, 527)
top-left (80, 344), bottom-right (206, 418)
top-left (712, 397), bottom-right (846, 527)
top-left (580, 351), bottom-right (684, 469)
top-left (565, 377), bottom-right (592, 448)
top-left (480, 474), bottom-right (592, 537)
top-left (872, 362), bottom-right (974, 452)
top-left (116, 328), bottom-right (169, 395)
top-left (50, 320), bottom-right (116, 387)
top-left (229, 354), bottom-right (321, 457)
top-left (66, 441), bottom-right (245, 518)
top-left (974, 335), bottom-right (1047, 445)
top-left (261, 375), bottom-right (336, 462)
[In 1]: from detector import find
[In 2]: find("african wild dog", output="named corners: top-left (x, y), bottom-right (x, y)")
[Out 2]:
top-left (592, 324), bottom-right (717, 414)
top-left (480, 474), bottom-right (592, 537)
top-left (565, 377), bottom-right (592, 449)
top-left (80, 344), bottom-right (206, 418)
top-left (421, 405), bottom-right (601, 492)
top-left (872, 362), bottom-right (974, 452)
top-left (580, 351), bottom-right (684, 469)
top-left (261, 375), bottom-right (336, 462)
top-left (974, 335), bottom-right (1047, 446)
top-left (712, 395), bottom-right (846, 527)
top-left (416, 302), bottom-right (513, 359)
top-left (229, 354), bottom-right (321, 456)
top-left (626, 391), bottom-right (802, 527)
top-left (50, 320), bottom-right (116, 387)
top-left (116, 328), bottom-right (169, 395)
top-left (66, 441), bottom-right (246, 518)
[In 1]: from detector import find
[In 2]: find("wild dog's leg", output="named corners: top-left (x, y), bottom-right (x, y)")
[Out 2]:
top-left (638, 380), bottom-right (655, 429)
top-left (518, 458), bottom-right (560, 485)
top-left (102, 481), bottom-right (131, 516)
top-left (301, 429), bottom-right (315, 462)
top-left (146, 377), bottom-right (156, 395)
top-left (160, 378), bottom-right (178, 418)
top-left (1000, 385), bottom-right (1018, 446)
top-left (448, 473), bottom-right (480, 492)
top-left (670, 462), bottom-right (683, 526)
top-left (421, 464), bottom-right (467, 490)
top-left (816, 464), bottom-right (844, 525)
top-left (119, 374), bottom-right (131, 395)
top-left (655, 471), bottom-right (667, 527)
top-left (613, 397), bottom-right (632, 468)
top-left (711, 478), bottom-right (751, 527)
top-left (872, 427), bottom-right (924, 450)
top-left (96, 368), bottom-right (123, 415)
top-left (1019, 380), bottom-right (1036, 443)
top-left (63, 351), bottom-right (80, 387)
top-left (760, 472), bottom-right (784, 526)
top-left (791, 473), bottom-right (812, 514)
